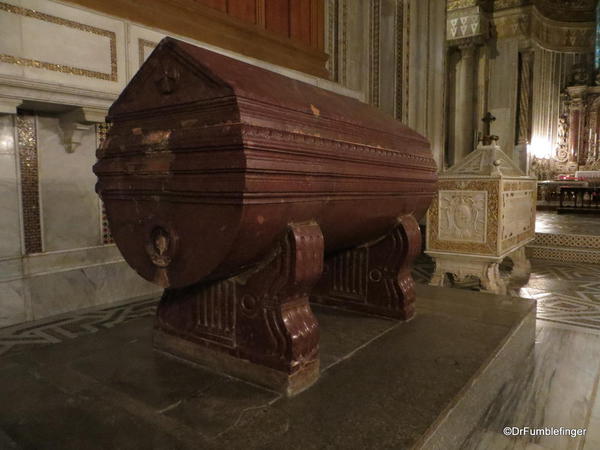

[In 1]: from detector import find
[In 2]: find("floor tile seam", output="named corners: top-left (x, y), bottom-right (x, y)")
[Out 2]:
top-left (43, 364), bottom-right (213, 446)
top-left (320, 320), bottom-right (401, 374)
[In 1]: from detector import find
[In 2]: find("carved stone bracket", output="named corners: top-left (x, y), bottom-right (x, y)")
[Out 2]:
top-left (58, 107), bottom-right (106, 153)
top-left (154, 222), bottom-right (324, 396)
top-left (0, 98), bottom-right (22, 115)
top-left (312, 214), bottom-right (421, 320)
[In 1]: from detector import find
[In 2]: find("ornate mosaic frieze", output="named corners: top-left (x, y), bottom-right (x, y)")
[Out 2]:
top-left (448, 0), bottom-right (478, 11)
top-left (0, 2), bottom-right (117, 81)
top-left (448, 12), bottom-right (484, 40)
top-left (531, 11), bottom-right (594, 51)
top-left (369, 0), bottom-right (381, 107)
top-left (395, 0), bottom-right (408, 121)
top-left (491, 7), bottom-right (594, 51)
top-left (493, 12), bottom-right (531, 38)
top-left (494, 0), bottom-right (530, 9)
top-left (326, 0), bottom-right (339, 81)
top-left (16, 115), bottom-right (42, 254)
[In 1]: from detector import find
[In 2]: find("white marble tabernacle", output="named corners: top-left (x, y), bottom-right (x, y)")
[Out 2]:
top-left (426, 140), bottom-right (537, 294)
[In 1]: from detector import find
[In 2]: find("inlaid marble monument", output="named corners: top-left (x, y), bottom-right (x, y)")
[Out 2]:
top-left (93, 37), bottom-right (438, 395)
top-left (426, 137), bottom-right (536, 294)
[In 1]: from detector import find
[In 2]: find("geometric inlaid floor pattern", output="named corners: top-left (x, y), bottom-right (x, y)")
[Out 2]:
top-left (2, 256), bottom-right (600, 357)
top-left (0, 297), bottom-right (158, 357)
top-left (414, 254), bottom-right (600, 334)
top-left (518, 260), bottom-right (600, 333)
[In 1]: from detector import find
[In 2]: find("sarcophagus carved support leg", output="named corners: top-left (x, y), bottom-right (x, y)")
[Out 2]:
top-left (312, 215), bottom-right (421, 320)
top-left (154, 222), bottom-right (323, 396)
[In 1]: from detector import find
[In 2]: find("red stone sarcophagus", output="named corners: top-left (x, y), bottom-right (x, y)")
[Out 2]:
top-left (94, 37), bottom-right (437, 395)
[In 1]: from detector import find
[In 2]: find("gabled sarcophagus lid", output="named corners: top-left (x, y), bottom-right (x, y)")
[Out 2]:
top-left (443, 141), bottom-right (526, 178)
top-left (94, 37), bottom-right (438, 288)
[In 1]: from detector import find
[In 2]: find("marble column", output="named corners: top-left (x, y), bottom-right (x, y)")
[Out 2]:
top-left (565, 85), bottom-right (588, 164)
top-left (517, 50), bottom-right (534, 146)
top-left (453, 43), bottom-right (477, 164)
top-left (567, 90), bottom-right (586, 164)
top-left (475, 45), bottom-right (489, 138)
top-left (516, 50), bottom-right (534, 172)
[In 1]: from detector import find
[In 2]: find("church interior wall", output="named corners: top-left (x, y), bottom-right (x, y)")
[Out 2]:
top-left (0, 0), bottom-right (446, 327)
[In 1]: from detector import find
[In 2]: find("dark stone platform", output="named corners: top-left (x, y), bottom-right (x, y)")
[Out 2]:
top-left (0, 285), bottom-right (535, 450)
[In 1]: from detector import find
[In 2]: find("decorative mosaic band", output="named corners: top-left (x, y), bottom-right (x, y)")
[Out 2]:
top-left (96, 123), bottom-right (114, 245)
top-left (395, 0), bottom-right (405, 121)
top-left (532, 232), bottom-right (600, 250)
top-left (526, 246), bottom-right (600, 264)
top-left (369, 0), bottom-right (381, 107)
top-left (138, 39), bottom-right (157, 67)
top-left (16, 115), bottom-right (42, 254)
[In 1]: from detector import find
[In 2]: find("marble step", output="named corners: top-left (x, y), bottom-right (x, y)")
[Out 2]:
top-left (526, 232), bottom-right (600, 263)
top-left (530, 232), bottom-right (600, 250)
top-left (526, 244), bottom-right (600, 264)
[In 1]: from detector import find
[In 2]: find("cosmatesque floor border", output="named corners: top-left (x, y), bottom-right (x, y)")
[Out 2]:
top-left (0, 295), bottom-right (159, 357)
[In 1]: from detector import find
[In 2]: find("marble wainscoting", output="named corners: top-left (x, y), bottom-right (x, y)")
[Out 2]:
top-left (0, 245), bottom-right (161, 328)
top-left (37, 116), bottom-right (101, 252)
top-left (0, 115), bottom-right (20, 259)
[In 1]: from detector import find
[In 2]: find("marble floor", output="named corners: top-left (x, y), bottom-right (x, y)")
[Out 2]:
top-left (2, 256), bottom-right (600, 449)
top-left (536, 210), bottom-right (600, 235)
top-left (0, 285), bottom-right (532, 449)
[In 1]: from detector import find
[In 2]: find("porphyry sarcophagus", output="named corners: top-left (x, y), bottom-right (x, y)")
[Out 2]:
top-left (94, 37), bottom-right (437, 395)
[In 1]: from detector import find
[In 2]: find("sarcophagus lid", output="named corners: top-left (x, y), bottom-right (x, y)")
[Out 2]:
top-left (94, 37), bottom-right (438, 288)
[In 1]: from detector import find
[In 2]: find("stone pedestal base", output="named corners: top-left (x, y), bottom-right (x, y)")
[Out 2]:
top-left (154, 331), bottom-right (320, 396)
top-left (312, 215), bottom-right (421, 320)
top-left (427, 247), bottom-right (531, 295)
top-left (153, 216), bottom-right (422, 395)
top-left (154, 222), bottom-right (323, 397)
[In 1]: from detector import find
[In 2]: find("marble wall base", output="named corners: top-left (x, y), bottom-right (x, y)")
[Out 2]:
top-left (0, 260), bottom-right (160, 328)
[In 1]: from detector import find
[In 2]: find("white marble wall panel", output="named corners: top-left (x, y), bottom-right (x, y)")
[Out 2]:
top-left (0, 279), bottom-right (28, 327)
top-left (26, 261), bottom-right (160, 320)
top-left (0, 114), bottom-right (21, 258)
top-left (0, 256), bottom-right (23, 282)
top-left (0, 0), bottom-right (126, 94)
top-left (21, 244), bottom-right (123, 277)
top-left (0, 3), bottom-right (23, 79)
top-left (37, 116), bottom-right (100, 252)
